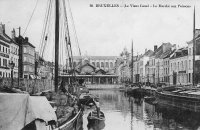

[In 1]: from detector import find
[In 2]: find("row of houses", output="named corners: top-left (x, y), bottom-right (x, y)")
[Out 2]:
top-left (0, 23), bottom-right (55, 79)
top-left (132, 30), bottom-right (200, 86)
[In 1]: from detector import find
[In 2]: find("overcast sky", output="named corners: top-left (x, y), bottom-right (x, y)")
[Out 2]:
top-left (0, 0), bottom-right (200, 59)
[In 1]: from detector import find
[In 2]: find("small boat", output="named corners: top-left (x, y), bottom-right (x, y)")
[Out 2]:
top-left (87, 110), bottom-right (105, 124)
top-left (79, 93), bottom-right (98, 106)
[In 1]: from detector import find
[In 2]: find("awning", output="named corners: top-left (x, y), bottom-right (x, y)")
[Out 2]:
top-left (26, 96), bottom-right (57, 124)
top-left (0, 93), bottom-right (57, 130)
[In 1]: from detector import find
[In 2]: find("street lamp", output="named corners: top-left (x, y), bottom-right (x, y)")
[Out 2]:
top-left (9, 61), bottom-right (15, 88)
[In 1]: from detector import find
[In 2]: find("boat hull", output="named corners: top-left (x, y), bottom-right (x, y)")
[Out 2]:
top-left (55, 109), bottom-right (83, 130)
top-left (156, 91), bottom-right (200, 112)
top-left (87, 110), bottom-right (105, 123)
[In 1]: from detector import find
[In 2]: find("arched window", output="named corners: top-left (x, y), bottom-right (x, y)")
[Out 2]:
top-left (110, 62), bottom-right (113, 68)
top-left (97, 62), bottom-right (100, 67)
top-left (101, 62), bottom-right (104, 67)
top-left (106, 62), bottom-right (109, 68)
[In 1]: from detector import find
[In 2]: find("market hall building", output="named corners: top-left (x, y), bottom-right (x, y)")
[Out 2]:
top-left (61, 56), bottom-right (119, 84)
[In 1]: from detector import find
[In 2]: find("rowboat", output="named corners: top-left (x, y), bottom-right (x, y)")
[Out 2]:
top-left (87, 110), bottom-right (105, 123)
top-left (79, 93), bottom-right (99, 106)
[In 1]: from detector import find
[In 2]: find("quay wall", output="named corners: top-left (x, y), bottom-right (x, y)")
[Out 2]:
top-left (0, 78), bottom-right (54, 94)
top-left (87, 84), bottom-right (124, 90)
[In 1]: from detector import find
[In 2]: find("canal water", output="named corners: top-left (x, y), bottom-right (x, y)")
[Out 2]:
top-left (82, 90), bottom-right (200, 130)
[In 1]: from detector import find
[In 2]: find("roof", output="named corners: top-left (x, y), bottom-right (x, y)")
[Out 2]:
top-left (0, 35), bottom-right (11, 43)
top-left (80, 62), bottom-right (96, 70)
top-left (143, 50), bottom-right (154, 57)
top-left (151, 43), bottom-right (173, 59)
top-left (73, 56), bottom-right (119, 60)
top-left (170, 47), bottom-right (188, 59)
top-left (163, 49), bottom-right (176, 59)
top-left (95, 68), bottom-right (107, 74)
top-left (20, 36), bottom-right (35, 48)
top-left (23, 41), bottom-right (35, 48)
top-left (159, 49), bottom-right (173, 59)
top-left (0, 32), bottom-right (18, 46)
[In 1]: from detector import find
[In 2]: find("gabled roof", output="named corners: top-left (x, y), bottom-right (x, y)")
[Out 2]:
top-left (80, 62), bottom-right (96, 70)
top-left (19, 36), bottom-right (35, 48)
top-left (0, 32), bottom-right (18, 46)
top-left (151, 43), bottom-right (173, 59)
top-left (0, 35), bottom-right (11, 43)
top-left (170, 47), bottom-right (188, 59)
top-left (95, 68), bottom-right (107, 74)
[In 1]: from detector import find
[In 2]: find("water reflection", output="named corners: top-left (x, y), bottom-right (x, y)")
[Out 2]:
top-left (82, 90), bottom-right (200, 130)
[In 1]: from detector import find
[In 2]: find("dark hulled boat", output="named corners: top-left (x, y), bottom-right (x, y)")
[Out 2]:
top-left (79, 93), bottom-right (99, 106)
top-left (87, 110), bottom-right (105, 124)
top-left (156, 87), bottom-right (200, 112)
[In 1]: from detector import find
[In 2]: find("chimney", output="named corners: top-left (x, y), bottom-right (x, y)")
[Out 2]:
top-left (154, 45), bottom-right (157, 51)
top-left (25, 37), bottom-right (29, 42)
top-left (11, 29), bottom-right (16, 39)
top-left (0, 23), bottom-right (5, 34)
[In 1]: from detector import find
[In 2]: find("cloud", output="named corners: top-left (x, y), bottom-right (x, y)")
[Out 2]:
top-left (0, 0), bottom-right (199, 59)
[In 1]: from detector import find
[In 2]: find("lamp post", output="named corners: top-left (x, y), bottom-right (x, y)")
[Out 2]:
top-left (9, 61), bottom-right (15, 88)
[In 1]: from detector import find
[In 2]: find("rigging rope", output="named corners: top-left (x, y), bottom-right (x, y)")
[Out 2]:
top-left (40, 0), bottom-right (53, 57)
top-left (23, 0), bottom-right (39, 36)
top-left (62, 0), bottom-right (77, 81)
top-left (67, 0), bottom-right (82, 56)
top-left (39, 0), bottom-right (50, 55)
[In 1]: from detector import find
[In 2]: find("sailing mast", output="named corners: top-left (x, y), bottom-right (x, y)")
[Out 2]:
top-left (193, 6), bottom-right (196, 86)
top-left (131, 40), bottom-right (133, 83)
top-left (62, 0), bottom-right (76, 83)
top-left (55, 0), bottom-right (59, 92)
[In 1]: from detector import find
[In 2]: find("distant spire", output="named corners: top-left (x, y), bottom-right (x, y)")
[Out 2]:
top-left (131, 40), bottom-right (133, 83)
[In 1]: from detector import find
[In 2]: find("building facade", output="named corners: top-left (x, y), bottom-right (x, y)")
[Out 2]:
top-left (169, 47), bottom-right (188, 85)
top-left (20, 37), bottom-right (35, 79)
top-left (0, 24), bottom-right (19, 78)
top-left (10, 29), bottom-right (19, 78)
top-left (64, 55), bottom-right (119, 84)
top-left (0, 24), bottom-right (11, 78)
